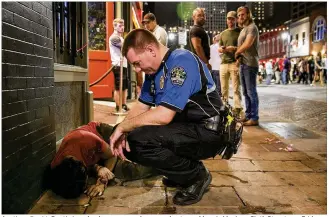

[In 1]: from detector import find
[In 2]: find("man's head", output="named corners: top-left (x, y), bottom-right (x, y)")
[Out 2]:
top-left (226, 11), bottom-right (237, 28)
top-left (283, 55), bottom-right (287, 59)
top-left (122, 29), bottom-right (162, 75)
top-left (51, 156), bottom-right (88, 198)
top-left (213, 34), bottom-right (220, 44)
top-left (113, 18), bottom-right (124, 34)
top-left (142, 13), bottom-right (157, 32)
top-left (237, 6), bottom-right (253, 27)
top-left (192, 7), bottom-right (206, 26)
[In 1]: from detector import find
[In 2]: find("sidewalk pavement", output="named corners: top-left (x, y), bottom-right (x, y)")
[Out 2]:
top-left (29, 100), bottom-right (327, 215)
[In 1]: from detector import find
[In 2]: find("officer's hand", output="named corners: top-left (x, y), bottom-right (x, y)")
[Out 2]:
top-left (109, 125), bottom-right (124, 154)
top-left (85, 183), bottom-right (106, 197)
top-left (97, 167), bottom-right (115, 181)
top-left (109, 125), bottom-right (130, 160)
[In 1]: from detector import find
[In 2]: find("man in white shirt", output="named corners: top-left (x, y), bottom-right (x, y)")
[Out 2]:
top-left (265, 59), bottom-right (273, 85)
top-left (209, 34), bottom-right (222, 95)
top-left (142, 13), bottom-right (168, 46)
top-left (109, 18), bottom-right (129, 112)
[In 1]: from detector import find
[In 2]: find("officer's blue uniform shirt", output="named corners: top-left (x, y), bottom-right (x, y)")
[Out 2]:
top-left (139, 49), bottom-right (221, 121)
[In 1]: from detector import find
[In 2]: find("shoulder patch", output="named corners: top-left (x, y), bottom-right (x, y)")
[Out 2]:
top-left (170, 66), bottom-right (187, 86)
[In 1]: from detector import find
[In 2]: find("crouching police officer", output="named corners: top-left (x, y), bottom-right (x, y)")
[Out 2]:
top-left (110, 29), bottom-right (227, 206)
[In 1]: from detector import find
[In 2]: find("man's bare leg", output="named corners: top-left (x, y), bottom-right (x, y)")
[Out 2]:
top-left (114, 90), bottom-right (120, 111)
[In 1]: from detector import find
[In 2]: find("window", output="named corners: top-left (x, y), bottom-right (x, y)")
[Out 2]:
top-left (312, 16), bottom-right (326, 42)
top-left (53, 2), bottom-right (87, 67)
top-left (272, 38), bottom-right (275, 54)
top-left (88, 2), bottom-right (107, 50)
top-left (302, 31), bottom-right (306, 45)
top-left (276, 36), bottom-right (280, 53)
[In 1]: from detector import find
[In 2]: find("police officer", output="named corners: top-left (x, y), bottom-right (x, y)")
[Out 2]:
top-left (110, 29), bottom-right (225, 206)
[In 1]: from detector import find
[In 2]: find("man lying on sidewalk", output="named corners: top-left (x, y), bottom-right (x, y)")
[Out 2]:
top-left (47, 122), bottom-right (155, 198)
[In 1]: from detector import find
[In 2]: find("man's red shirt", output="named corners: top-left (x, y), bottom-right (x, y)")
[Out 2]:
top-left (51, 122), bottom-right (109, 168)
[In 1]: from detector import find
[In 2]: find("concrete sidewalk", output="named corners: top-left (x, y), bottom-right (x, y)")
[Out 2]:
top-left (29, 100), bottom-right (327, 215)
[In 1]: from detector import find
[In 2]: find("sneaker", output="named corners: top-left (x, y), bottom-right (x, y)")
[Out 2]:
top-left (113, 159), bottom-right (156, 181)
top-left (173, 168), bottom-right (212, 206)
top-left (115, 106), bottom-right (127, 112)
top-left (122, 104), bottom-right (130, 111)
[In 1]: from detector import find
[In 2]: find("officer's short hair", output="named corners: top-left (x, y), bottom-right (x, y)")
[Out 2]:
top-left (122, 29), bottom-right (160, 57)
top-left (50, 157), bottom-right (87, 198)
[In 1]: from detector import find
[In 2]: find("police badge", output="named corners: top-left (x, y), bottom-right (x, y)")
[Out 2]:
top-left (160, 75), bottom-right (164, 89)
top-left (170, 66), bottom-right (187, 86)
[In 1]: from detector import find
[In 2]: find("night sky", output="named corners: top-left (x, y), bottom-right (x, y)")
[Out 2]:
top-left (144, 2), bottom-right (291, 29)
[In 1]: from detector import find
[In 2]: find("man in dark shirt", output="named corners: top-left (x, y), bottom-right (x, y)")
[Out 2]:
top-left (189, 7), bottom-right (211, 70)
top-left (307, 55), bottom-right (315, 84)
top-left (282, 55), bottom-right (290, 85)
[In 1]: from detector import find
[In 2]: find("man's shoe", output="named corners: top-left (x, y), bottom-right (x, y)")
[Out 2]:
top-left (239, 117), bottom-right (249, 122)
top-left (113, 159), bottom-right (156, 181)
top-left (162, 177), bottom-right (182, 188)
top-left (173, 168), bottom-right (212, 206)
top-left (122, 104), bottom-right (130, 111)
top-left (243, 119), bottom-right (259, 126)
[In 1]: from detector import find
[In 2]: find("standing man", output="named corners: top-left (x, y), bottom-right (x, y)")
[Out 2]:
top-left (274, 58), bottom-right (281, 84)
top-left (189, 7), bottom-right (211, 70)
top-left (209, 34), bottom-right (222, 95)
top-left (110, 29), bottom-right (231, 206)
top-left (142, 13), bottom-right (168, 46)
top-left (218, 11), bottom-right (243, 117)
top-left (109, 18), bottom-right (129, 112)
top-left (282, 55), bottom-right (290, 85)
top-left (235, 6), bottom-right (259, 126)
top-left (265, 59), bottom-right (273, 85)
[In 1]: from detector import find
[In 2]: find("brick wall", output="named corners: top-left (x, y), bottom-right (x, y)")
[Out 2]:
top-left (2, 2), bottom-right (56, 213)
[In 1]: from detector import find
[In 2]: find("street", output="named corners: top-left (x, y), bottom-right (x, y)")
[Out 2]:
top-left (29, 84), bottom-right (327, 214)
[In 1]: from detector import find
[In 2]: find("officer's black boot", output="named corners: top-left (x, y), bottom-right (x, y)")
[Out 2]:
top-left (173, 168), bottom-right (212, 206)
top-left (162, 177), bottom-right (187, 188)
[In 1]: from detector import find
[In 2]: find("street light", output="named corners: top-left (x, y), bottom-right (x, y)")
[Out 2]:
top-left (169, 33), bottom-right (175, 41)
top-left (281, 32), bottom-right (288, 40)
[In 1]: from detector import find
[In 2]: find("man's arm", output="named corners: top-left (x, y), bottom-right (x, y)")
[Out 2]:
top-left (124, 100), bottom-right (151, 121)
top-left (235, 34), bottom-right (256, 57)
top-left (120, 105), bottom-right (176, 132)
top-left (191, 37), bottom-right (209, 65)
top-left (110, 35), bottom-right (123, 49)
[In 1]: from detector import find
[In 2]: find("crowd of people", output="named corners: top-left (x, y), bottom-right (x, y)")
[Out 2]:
top-left (258, 53), bottom-right (327, 86)
top-left (48, 5), bottom-right (327, 207)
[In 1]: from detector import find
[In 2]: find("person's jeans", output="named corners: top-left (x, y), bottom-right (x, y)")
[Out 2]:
top-left (282, 69), bottom-right (288, 84)
top-left (240, 64), bottom-right (259, 121)
top-left (211, 70), bottom-right (221, 96)
top-left (266, 74), bottom-right (272, 85)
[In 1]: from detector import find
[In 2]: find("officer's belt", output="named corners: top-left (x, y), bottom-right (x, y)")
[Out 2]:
top-left (201, 115), bottom-right (221, 132)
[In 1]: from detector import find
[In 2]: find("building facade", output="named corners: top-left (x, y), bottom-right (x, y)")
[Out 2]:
top-left (259, 25), bottom-right (288, 62)
top-left (291, 2), bottom-right (323, 22)
top-left (2, 2), bottom-right (58, 213)
top-left (309, 5), bottom-right (327, 56)
top-left (2, 1), bottom-right (144, 213)
top-left (288, 17), bottom-right (310, 58)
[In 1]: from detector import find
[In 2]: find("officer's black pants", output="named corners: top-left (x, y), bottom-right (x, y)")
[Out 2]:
top-left (125, 122), bottom-right (224, 185)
